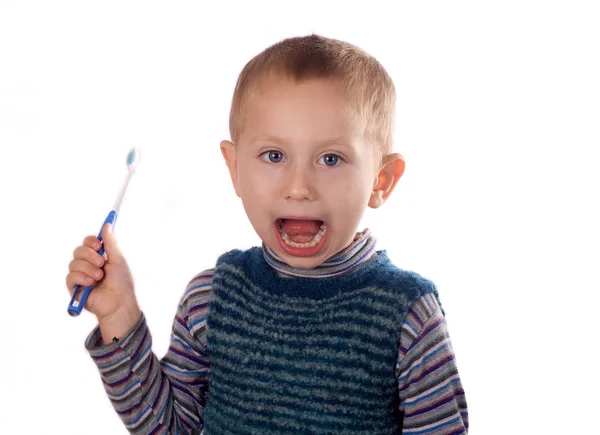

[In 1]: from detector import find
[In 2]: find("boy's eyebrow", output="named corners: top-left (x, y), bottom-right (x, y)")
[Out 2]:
top-left (251, 135), bottom-right (355, 148)
top-left (250, 134), bottom-right (289, 145)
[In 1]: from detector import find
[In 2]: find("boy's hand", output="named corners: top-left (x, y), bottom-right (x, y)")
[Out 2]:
top-left (66, 224), bottom-right (141, 343)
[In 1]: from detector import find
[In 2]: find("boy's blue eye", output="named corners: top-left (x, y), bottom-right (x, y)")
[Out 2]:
top-left (261, 150), bottom-right (285, 163)
top-left (320, 154), bottom-right (341, 167)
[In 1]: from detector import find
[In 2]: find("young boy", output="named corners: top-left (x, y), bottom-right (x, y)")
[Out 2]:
top-left (66, 34), bottom-right (468, 434)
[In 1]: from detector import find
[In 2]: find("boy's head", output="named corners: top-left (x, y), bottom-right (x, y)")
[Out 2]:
top-left (229, 34), bottom-right (396, 166)
top-left (221, 34), bottom-right (405, 268)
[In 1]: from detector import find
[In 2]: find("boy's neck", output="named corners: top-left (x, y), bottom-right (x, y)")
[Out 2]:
top-left (262, 228), bottom-right (377, 278)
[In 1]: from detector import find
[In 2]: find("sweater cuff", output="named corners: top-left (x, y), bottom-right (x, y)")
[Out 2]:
top-left (85, 312), bottom-right (150, 378)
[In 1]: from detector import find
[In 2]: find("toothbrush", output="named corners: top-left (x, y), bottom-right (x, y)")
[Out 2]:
top-left (68, 148), bottom-right (141, 317)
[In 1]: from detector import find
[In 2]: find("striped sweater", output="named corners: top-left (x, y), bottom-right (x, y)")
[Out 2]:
top-left (86, 231), bottom-right (468, 434)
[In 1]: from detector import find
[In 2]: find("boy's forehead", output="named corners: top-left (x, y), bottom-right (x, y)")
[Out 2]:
top-left (242, 112), bottom-right (362, 149)
top-left (239, 75), bottom-right (364, 135)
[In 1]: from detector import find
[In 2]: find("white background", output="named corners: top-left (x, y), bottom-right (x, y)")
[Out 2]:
top-left (1, 1), bottom-right (599, 433)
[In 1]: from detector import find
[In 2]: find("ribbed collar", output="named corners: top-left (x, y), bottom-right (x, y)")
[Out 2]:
top-left (262, 228), bottom-right (377, 279)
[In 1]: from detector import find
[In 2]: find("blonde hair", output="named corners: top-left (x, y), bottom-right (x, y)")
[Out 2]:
top-left (228, 34), bottom-right (396, 163)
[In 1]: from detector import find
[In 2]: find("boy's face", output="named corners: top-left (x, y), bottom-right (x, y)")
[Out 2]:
top-left (221, 76), bottom-right (403, 269)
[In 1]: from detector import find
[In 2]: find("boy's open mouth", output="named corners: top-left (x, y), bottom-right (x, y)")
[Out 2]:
top-left (274, 218), bottom-right (328, 255)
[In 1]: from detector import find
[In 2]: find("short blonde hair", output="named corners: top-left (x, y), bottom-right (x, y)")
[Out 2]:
top-left (229, 34), bottom-right (396, 163)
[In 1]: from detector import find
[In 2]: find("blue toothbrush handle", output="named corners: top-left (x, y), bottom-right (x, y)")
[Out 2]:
top-left (68, 210), bottom-right (118, 317)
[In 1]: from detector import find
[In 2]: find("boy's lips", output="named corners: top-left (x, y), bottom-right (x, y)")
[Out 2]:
top-left (276, 216), bottom-right (323, 222)
top-left (274, 218), bottom-right (328, 257)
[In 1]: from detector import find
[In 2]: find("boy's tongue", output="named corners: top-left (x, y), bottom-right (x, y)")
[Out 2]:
top-left (281, 219), bottom-right (321, 244)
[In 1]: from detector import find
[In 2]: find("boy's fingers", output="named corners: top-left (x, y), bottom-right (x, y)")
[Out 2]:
top-left (101, 224), bottom-right (124, 264)
top-left (83, 235), bottom-right (101, 251)
top-left (73, 245), bottom-right (105, 267)
top-left (69, 258), bottom-right (104, 282)
top-left (66, 271), bottom-right (96, 295)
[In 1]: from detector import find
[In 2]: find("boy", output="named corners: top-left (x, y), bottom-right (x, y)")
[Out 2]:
top-left (66, 34), bottom-right (468, 434)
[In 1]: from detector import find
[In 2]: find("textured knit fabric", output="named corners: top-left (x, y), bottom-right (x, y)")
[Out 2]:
top-left (85, 234), bottom-right (468, 434)
top-left (202, 247), bottom-right (436, 434)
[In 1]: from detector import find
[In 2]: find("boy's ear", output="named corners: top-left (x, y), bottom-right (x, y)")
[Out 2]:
top-left (368, 153), bottom-right (405, 209)
top-left (220, 140), bottom-right (241, 197)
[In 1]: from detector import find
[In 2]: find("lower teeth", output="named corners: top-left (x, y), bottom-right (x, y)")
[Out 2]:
top-left (279, 222), bottom-right (327, 248)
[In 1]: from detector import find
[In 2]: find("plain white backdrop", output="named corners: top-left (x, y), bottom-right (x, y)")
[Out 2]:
top-left (1, 1), bottom-right (598, 433)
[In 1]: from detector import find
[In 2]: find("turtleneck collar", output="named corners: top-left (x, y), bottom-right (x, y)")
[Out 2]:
top-left (262, 228), bottom-right (377, 279)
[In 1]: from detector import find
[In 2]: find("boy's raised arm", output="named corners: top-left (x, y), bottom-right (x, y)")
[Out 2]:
top-left (85, 271), bottom-right (214, 435)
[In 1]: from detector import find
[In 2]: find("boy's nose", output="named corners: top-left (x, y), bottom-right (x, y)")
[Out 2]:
top-left (283, 166), bottom-right (316, 201)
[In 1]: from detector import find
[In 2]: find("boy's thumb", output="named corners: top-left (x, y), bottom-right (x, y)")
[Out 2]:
top-left (101, 223), bottom-right (124, 263)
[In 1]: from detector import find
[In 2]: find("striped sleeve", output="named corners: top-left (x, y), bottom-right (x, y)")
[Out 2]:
top-left (396, 294), bottom-right (469, 434)
top-left (85, 270), bottom-right (214, 434)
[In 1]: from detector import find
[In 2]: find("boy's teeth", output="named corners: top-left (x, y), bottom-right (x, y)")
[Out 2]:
top-left (279, 222), bottom-right (327, 248)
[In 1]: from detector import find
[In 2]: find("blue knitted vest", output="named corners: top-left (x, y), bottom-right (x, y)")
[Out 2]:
top-left (203, 247), bottom-right (438, 435)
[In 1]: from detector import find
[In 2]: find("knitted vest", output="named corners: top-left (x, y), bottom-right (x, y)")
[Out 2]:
top-left (203, 247), bottom-right (438, 435)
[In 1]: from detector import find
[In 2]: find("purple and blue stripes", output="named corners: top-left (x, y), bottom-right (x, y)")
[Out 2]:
top-left (85, 234), bottom-right (468, 434)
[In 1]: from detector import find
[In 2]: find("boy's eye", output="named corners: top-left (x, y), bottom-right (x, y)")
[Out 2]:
top-left (319, 154), bottom-right (341, 167)
top-left (261, 150), bottom-right (285, 163)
